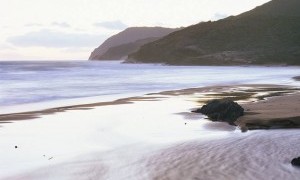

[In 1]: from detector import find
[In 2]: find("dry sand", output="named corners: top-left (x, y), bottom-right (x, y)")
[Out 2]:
top-left (237, 93), bottom-right (300, 130)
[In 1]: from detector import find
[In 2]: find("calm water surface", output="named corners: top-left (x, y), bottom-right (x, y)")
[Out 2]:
top-left (0, 61), bottom-right (299, 112)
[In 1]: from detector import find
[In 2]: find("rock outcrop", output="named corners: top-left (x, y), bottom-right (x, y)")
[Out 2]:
top-left (293, 76), bottom-right (300, 81)
top-left (192, 99), bottom-right (244, 125)
top-left (291, 157), bottom-right (300, 167)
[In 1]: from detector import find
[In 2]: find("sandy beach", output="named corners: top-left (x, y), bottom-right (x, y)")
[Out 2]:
top-left (1, 84), bottom-right (300, 179)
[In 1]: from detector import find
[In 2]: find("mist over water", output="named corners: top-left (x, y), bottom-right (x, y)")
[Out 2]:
top-left (0, 60), bottom-right (299, 111)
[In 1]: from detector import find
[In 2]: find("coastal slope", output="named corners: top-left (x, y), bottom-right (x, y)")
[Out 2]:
top-left (96, 37), bottom-right (160, 60)
top-left (128, 0), bottom-right (300, 65)
top-left (89, 27), bottom-right (179, 60)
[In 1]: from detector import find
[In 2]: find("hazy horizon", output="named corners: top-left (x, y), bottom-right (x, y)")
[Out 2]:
top-left (0, 0), bottom-right (270, 61)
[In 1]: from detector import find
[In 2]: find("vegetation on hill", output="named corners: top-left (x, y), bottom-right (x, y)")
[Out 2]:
top-left (128, 0), bottom-right (300, 65)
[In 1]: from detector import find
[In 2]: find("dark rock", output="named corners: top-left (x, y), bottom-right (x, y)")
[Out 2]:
top-left (291, 157), bottom-right (300, 167)
top-left (293, 76), bottom-right (300, 81)
top-left (15, 146), bottom-right (18, 149)
top-left (240, 126), bottom-right (248, 133)
top-left (192, 99), bottom-right (244, 125)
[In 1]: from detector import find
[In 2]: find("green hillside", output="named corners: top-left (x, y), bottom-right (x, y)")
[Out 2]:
top-left (128, 0), bottom-right (300, 65)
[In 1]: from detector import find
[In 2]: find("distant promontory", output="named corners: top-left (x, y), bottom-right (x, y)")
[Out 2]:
top-left (89, 27), bottom-right (179, 60)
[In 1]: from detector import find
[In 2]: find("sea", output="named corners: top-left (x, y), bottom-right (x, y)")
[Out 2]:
top-left (0, 60), bottom-right (299, 114)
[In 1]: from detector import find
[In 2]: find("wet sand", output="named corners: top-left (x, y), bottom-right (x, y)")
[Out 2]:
top-left (0, 96), bottom-right (165, 122)
top-left (143, 129), bottom-right (300, 180)
top-left (2, 84), bottom-right (299, 129)
top-left (1, 84), bottom-right (300, 179)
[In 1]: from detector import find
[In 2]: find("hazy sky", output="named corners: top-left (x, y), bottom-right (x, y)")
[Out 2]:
top-left (0, 0), bottom-right (270, 60)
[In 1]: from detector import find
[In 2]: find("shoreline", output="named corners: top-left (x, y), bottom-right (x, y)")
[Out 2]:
top-left (2, 83), bottom-right (300, 179)
top-left (0, 96), bottom-right (166, 122)
top-left (1, 84), bottom-right (300, 131)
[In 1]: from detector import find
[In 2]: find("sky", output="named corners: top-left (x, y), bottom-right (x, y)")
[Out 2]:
top-left (0, 0), bottom-right (270, 60)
